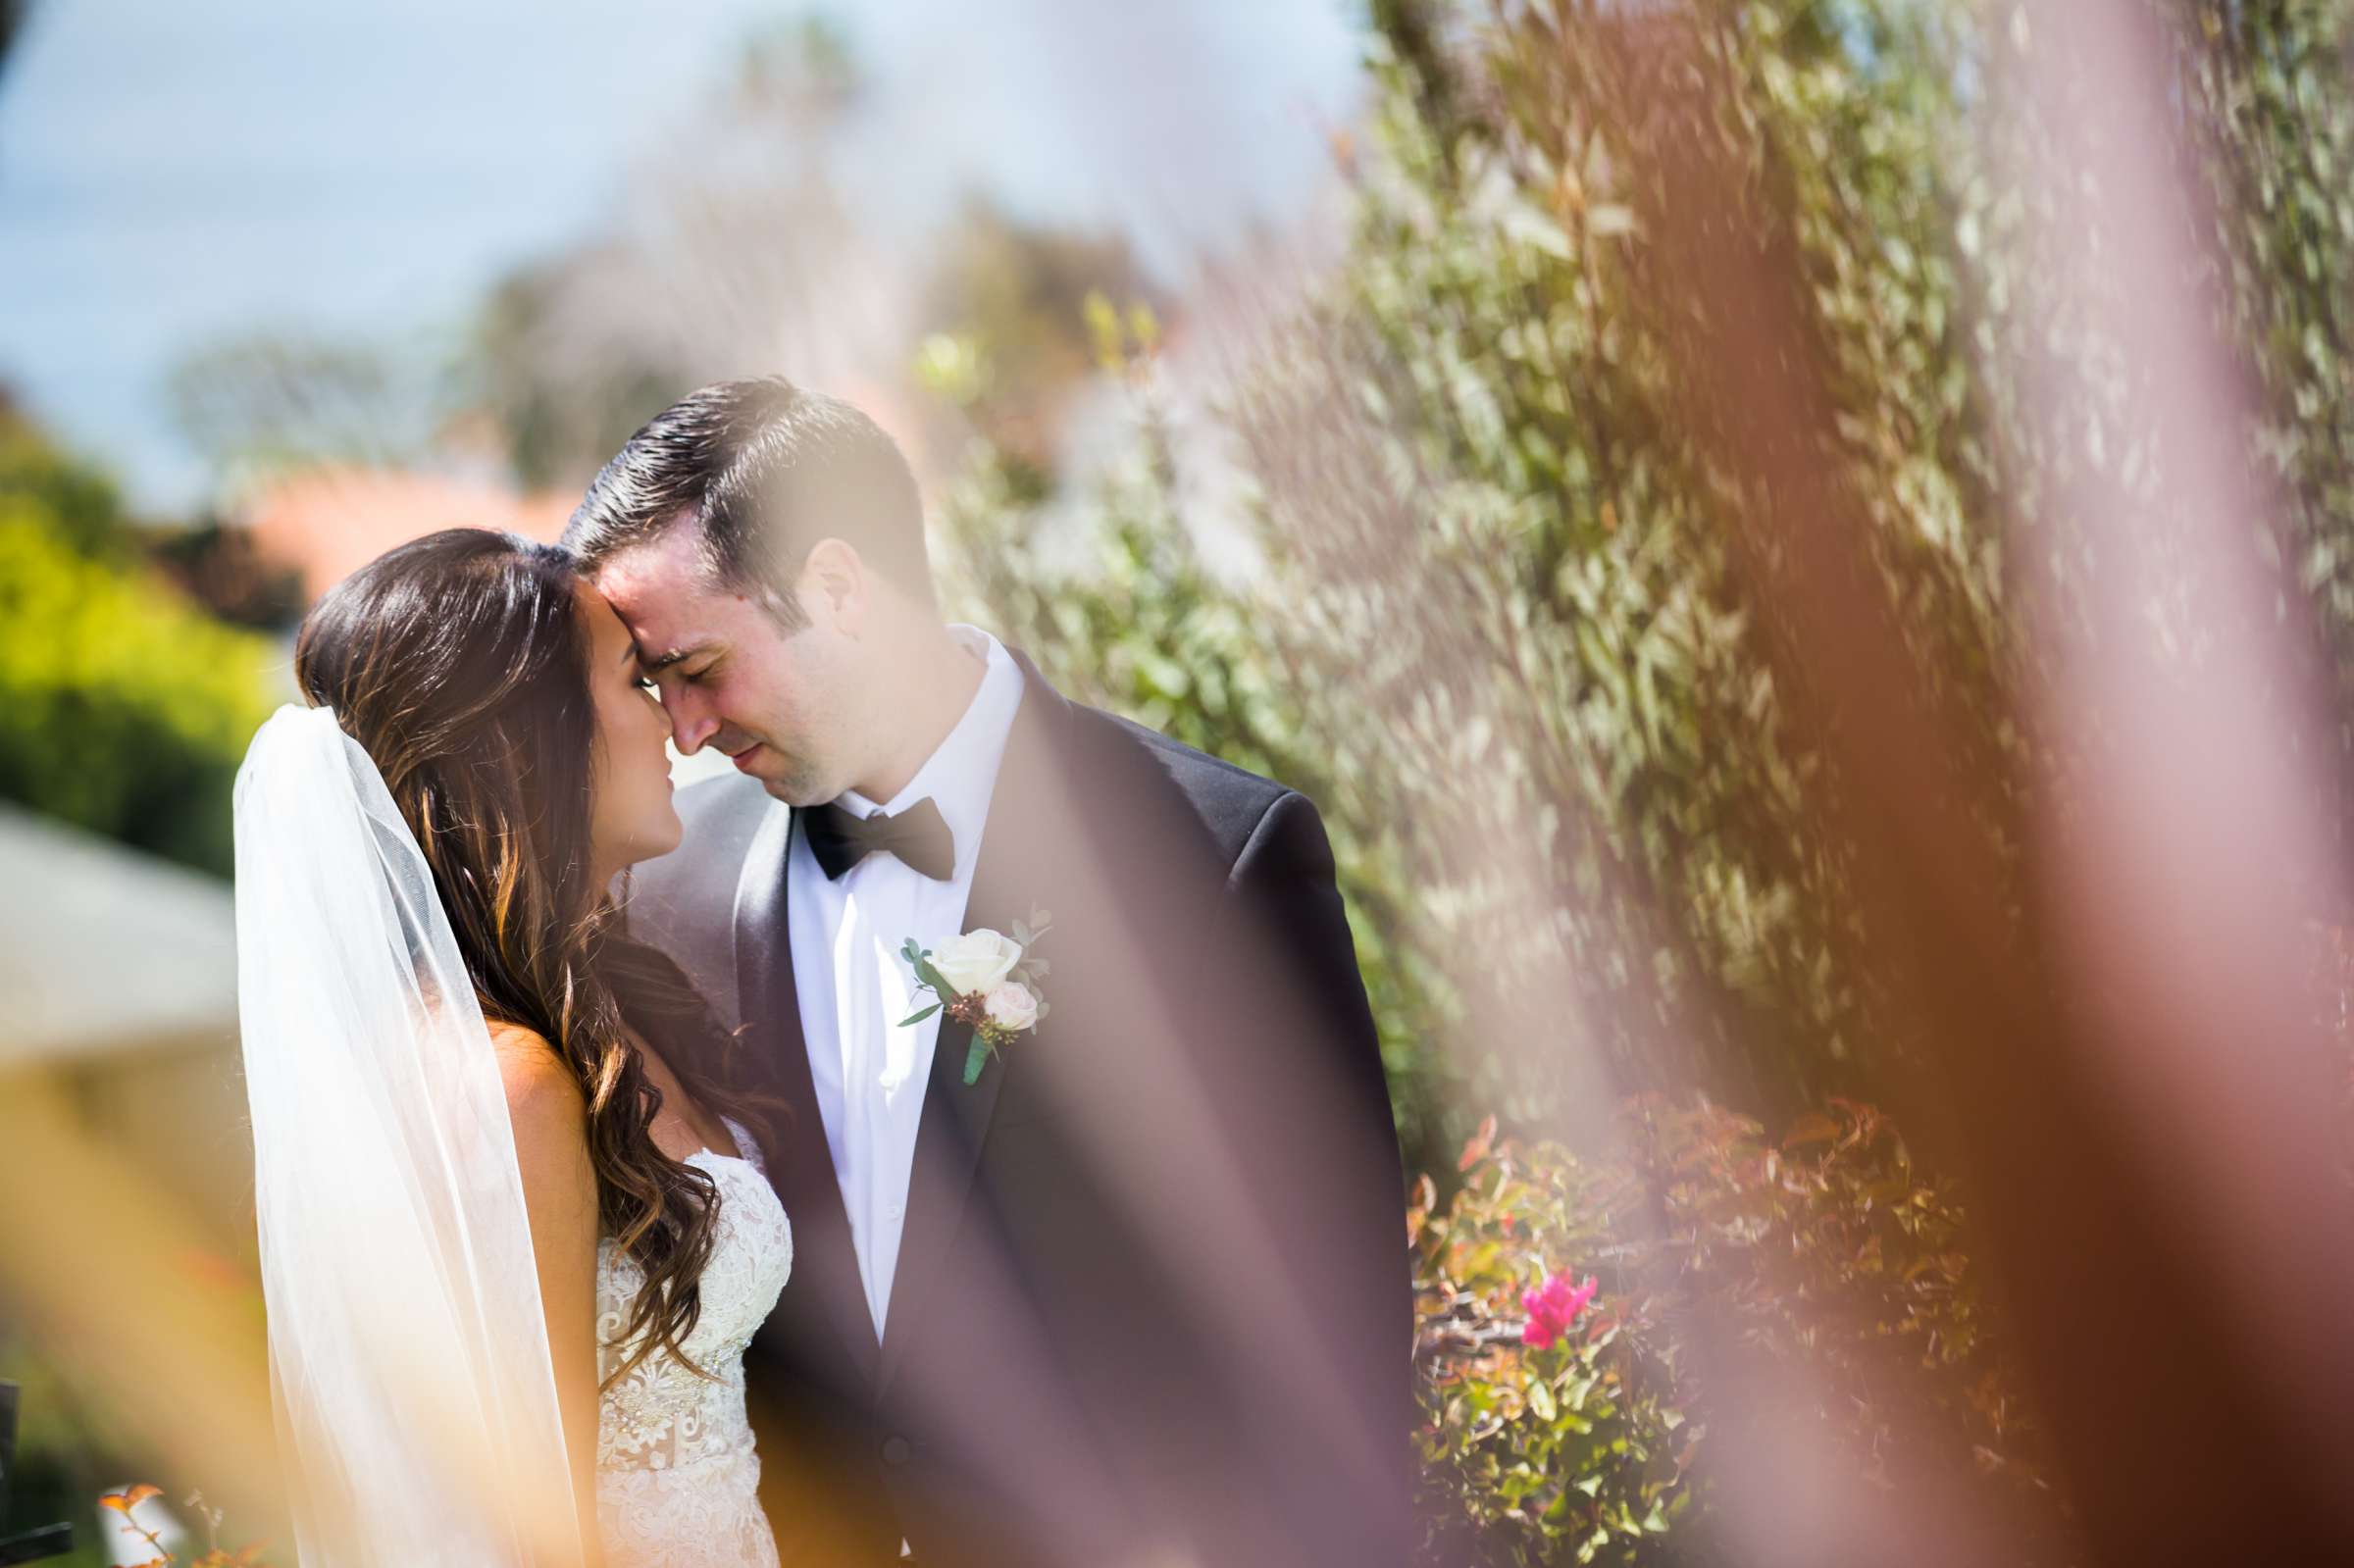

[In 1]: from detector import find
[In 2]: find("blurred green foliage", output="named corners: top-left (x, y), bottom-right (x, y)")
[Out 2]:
top-left (1, 1327), bottom-right (125, 1568)
top-left (929, 386), bottom-right (1460, 1168)
top-left (1409, 1097), bottom-right (2073, 1566)
top-left (926, 0), bottom-right (2354, 1165)
top-left (0, 421), bottom-right (279, 878)
top-left (0, 415), bottom-right (138, 562)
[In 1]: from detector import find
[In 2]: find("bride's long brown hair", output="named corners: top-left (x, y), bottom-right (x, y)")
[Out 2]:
top-left (294, 526), bottom-right (780, 1389)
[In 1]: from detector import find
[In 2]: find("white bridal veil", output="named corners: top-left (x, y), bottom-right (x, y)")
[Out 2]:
top-left (233, 705), bottom-right (583, 1565)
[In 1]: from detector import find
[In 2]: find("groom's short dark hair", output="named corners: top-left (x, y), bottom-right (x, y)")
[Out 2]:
top-left (562, 377), bottom-right (933, 626)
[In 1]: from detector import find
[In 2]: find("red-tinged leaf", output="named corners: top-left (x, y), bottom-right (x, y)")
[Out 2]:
top-left (1458, 1113), bottom-right (1499, 1172)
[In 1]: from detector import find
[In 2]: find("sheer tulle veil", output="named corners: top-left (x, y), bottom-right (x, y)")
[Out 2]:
top-left (232, 703), bottom-right (583, 1564)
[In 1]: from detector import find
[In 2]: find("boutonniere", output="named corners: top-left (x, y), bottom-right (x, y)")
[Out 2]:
top-left (898, 908), bottom-right (1053, 1086)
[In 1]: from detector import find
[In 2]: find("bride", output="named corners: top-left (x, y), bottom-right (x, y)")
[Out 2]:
top-left (233, 527), bottom-right (791, 1566)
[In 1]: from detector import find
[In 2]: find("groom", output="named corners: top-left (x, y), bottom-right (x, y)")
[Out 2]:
top-left (565, 378), bottom-right (1411, 1568)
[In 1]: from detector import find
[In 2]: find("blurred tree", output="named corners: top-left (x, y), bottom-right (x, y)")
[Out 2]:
top-left (459, 15), bottom-right (913, 491)
top-left (1362, 0), bottom-right (1467, 172)
top-left (166, 330), bottom-right (447, 479)
top-left (926, 0), bottom-right (2354, 1155)
top-left (152, 18), bottom-right (909, 498)
top-left (0, 0), bottom-right (25, 76)
top-left (153, 12), bottom-right (1157, 512)
top-left (461, 13), bottom-right (1152, 493)
top-left (2179, 0), bottom-right (2354, 867)
top-left (912, 198), bottom-right (1161, 468)
top-left (471, 255), bottom-right (691, 492)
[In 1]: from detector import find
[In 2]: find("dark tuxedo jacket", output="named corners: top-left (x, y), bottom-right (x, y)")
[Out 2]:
top-left (625, 647), bottom-right (1412, 1568)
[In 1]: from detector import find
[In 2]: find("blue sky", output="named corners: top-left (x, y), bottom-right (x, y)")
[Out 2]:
top-left (0, 0), bottom-right (1367, 510)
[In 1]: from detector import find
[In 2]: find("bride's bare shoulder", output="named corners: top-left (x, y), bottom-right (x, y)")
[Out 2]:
top-left (486, 1021), bottom-right (587, 1136)
top-left (486, 1021), bottom-right (595, 1231)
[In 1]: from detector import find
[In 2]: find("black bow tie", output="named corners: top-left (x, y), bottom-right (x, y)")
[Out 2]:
top-left (801, 796), bottom-right (955, 882)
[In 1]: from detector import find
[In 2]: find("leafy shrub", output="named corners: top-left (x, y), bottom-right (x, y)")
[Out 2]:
top-left (929, 0), bottom-right (2354, 1151)
top-left (0, 497), bottom-right (279, 877)
top-left (1410, 1097), bottom-right (2073, 1566)
top-left (928, 389), bottom-right (1462, 1171)
top-left (0, 409), bottom-right (136, 561)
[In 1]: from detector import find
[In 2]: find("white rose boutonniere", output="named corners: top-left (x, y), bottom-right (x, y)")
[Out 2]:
top-left (898, 908), bottom-right (1053, 1086)
top-left (931, 928), bottom-right (1023, 995)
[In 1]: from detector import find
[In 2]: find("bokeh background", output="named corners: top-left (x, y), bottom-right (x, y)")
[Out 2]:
top-left (11, 1), bottom-right (2354, 1564)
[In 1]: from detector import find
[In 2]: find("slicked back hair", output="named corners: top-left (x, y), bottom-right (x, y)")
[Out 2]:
top-left (562, 377), bottom-right (932, 630)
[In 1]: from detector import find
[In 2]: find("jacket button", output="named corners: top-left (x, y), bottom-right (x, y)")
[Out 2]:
top-left (882, 1436), bottom-right (913, 1468)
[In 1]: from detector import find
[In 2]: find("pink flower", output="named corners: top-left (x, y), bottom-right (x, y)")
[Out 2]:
top-left (1519, 1270), bottom-right (1598, 1348)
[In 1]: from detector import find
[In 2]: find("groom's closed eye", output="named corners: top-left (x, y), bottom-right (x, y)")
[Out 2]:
top-left (638, 661), bottom-right (718, 696)
top-left (638, 643), bottom-right (714, 678)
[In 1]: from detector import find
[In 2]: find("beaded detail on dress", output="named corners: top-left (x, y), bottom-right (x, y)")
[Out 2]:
top-left (594, 1116), bottom-right (792, 1568)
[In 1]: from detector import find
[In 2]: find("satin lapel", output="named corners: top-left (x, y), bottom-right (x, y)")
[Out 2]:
top-left (734, 797), bottom-right (883, 1387)
top-left (874, 656), bottom-right (1063, 1395)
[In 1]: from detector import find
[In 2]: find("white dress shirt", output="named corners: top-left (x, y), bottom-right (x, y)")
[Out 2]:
top-left (786, 624), bottom-right (1024, 1341)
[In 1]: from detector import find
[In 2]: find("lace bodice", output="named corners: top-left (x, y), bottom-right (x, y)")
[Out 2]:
top-left (595, 1116), bottom-right (792, 1567)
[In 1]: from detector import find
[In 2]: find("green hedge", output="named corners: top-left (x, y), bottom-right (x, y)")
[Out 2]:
top-left (0, 432), bottom-right (279, 877)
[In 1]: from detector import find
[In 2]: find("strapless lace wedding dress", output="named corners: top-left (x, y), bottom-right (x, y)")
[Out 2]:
top-left (595, 1116), bottom-right (793, 1568)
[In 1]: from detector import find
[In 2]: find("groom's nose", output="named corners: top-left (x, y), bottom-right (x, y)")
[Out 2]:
top-left (666, 692), bottom-right (721, 754)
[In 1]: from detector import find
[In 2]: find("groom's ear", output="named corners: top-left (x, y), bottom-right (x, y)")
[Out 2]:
top-left (801, 537), bottom-right (866, 636)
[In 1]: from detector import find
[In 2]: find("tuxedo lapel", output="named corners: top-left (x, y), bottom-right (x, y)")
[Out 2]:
top-left (875, 654), bottom-right (1066, 1395)
top-left (734, 798), bottom-right (882, 1387)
